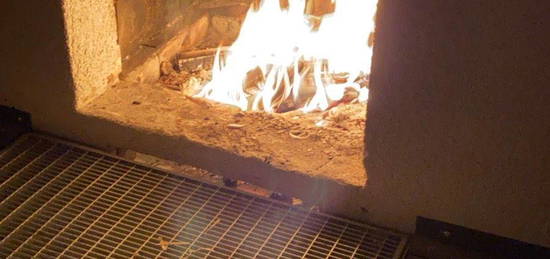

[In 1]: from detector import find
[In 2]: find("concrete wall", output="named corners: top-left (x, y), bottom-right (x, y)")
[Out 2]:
top-left (365, 0), bottom-right (550, 247)
top-left (0, 0), bottom-right (76, 131)
top-left (0, 0), bottom-right (120, 127)
top-left (1, 0), bottom-right (549, 248)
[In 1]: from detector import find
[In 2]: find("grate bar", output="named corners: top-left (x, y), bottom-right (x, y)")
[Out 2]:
top-left (59, 165), bottom-right (150, 257)
top-left (154, 186), bottom-right (221, 258)
top-left (253, 204), bottom-right (291, 258)
top-left (229, 201), bottom-right (274, 258)
top-left (0, 145), bottom-right (70, 218)
top-left (83, 172), bottom-right (168, 257)
top-left (0, 138), bottom-right (42, 173)
top-left (132, 181), bottom-right (203, 257)
top-left (203, 193), bottom-right (256, 258)
top-left (31, 161), bottom-right (124, 257)
top-left (105, 175), bottom-right (184, 258)
top-left (179, 190), bottom-right (238, 258)
top-left (0, 150), bottom-right (90, 246)
top-left (2, 152), bottom-right (106, 257)
top-left (0, 134), bottom-right (407, 258)
top-left (0, 143), bottom-right (57, 193)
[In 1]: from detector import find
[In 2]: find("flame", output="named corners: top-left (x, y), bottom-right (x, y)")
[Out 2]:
top-left (197, 0), bottom-right (378, 112)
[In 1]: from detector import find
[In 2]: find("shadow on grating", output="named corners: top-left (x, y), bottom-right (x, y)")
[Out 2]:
top-left (0, 134), bottom-right (407, 258)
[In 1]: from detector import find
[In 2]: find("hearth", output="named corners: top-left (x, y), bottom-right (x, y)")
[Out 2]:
top-left (78, 0), bottom-right (378, 196)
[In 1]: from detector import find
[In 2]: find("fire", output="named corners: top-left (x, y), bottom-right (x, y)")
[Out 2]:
top-left (197, 0), bottom-right (378, 113)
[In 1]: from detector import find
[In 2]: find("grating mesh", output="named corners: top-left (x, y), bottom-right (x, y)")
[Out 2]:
top-left (0, 134), bottom-right (407, 258)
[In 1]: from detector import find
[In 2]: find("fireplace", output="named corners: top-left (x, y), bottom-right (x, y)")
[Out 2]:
top-left (73, 0), bottom-right (377, 206)
top-left (2, 0), bottom-right (549, 249)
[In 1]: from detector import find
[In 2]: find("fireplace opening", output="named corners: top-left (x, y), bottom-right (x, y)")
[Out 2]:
top-left (80, 0), bottom-right (378, 189)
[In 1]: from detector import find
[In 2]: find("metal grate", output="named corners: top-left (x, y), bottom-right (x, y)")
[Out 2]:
top-left (0, 134), bottom-right (407, 258)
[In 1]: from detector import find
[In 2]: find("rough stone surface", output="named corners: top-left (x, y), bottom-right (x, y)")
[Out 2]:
top-left (211, 15), bottom-right (241, 43)
top-left (81, 82), bottom-right (366, 188)
top-left (121, 13), bottom-right (210, 84)
top-left (63, 0), bottom-right (122, 108)
top-left (116, 0), bottom-right (195, 74)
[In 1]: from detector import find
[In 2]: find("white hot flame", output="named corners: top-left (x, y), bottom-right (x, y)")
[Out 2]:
top-left (197, 0), bottom-right (378, 112)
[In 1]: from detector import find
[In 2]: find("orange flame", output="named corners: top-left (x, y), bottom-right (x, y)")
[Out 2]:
top-left (197, 0), bottom-right (378, 112)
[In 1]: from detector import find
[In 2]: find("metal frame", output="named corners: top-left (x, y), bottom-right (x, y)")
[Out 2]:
top-left (0, 133), bottom-right (407, 258)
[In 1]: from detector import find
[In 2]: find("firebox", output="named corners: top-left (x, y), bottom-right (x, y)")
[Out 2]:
top-left (69, 0), bottom-right (377, 209)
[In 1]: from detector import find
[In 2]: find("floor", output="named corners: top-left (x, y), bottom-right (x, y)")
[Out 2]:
top-left (0, 112), bottom-right (509, 259)
top-left (115, 148), bottom-right (496, 259)
top-left (0, 134), bottom-right (406, 258)
top-left (406, 236), bottom-right (495, 259)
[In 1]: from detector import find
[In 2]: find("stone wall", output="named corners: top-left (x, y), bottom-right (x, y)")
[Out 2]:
top-left (64, 0), bottom-right (121, 108)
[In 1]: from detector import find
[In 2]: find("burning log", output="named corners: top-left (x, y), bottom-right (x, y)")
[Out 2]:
top-left (326, 86), bottom-right (360, 110)
top-left (178, 47), bottom-right (229, 60)
top-left (306, 0), bottom-right (336, 16)
top-left (192, 0), bottom-right (252, 10)
top-left (160, 0), bottom-right (377, 114)
top-left (243, 67), bottom-right (264, 94)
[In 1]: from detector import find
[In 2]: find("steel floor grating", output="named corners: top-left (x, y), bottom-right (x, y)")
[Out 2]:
top-left (0, 134), bottom-right (407, 258)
